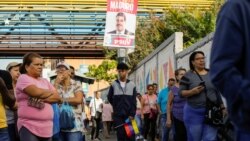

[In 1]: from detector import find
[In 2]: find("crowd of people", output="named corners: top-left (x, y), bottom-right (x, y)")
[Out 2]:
top-left (0, 52), bottom-right (115, 141)
top-left (0, 51), bottom-right (233, 141)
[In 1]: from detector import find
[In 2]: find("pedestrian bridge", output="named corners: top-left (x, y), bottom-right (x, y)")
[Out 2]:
top-left (0, 0), bottom-right (215, 58)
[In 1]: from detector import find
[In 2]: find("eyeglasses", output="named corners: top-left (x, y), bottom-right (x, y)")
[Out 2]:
top-left (56, 68), bottom-right (68, 73)
top-left (194, 57), bottom-right (205, 61)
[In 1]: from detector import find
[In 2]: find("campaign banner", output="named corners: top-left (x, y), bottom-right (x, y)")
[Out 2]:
top-left (103, 0), bottom-right (138, 48)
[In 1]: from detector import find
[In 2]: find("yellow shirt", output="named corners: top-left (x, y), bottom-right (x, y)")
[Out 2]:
top-left (0, 95), bottom-right (7, 128)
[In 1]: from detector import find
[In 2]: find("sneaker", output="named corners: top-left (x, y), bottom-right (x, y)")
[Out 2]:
top-left (143, 139), bottom-right (147, 141)
top-left (136, 136), bottom-right (140, 140)
top-left (139, 135), bottom-right (144, 139)
top-left (94, 138), bottom-right (101, 141)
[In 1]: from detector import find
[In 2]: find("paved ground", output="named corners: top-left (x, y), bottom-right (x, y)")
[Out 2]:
top-left (84, 131), bottom-right (117, 141)
top-left (84, 130), bottom-right (145, 141)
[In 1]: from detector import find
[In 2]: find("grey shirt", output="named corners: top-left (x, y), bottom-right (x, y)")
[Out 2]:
top-left (179, 70), bottom-right (222, 108)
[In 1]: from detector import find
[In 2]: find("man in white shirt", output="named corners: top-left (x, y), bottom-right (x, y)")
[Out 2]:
top-left (89, 92), bottom-right (103, 141)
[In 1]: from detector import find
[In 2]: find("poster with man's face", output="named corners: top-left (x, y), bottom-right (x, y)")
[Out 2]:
top-left (103, 0), bottom-right (138, 48)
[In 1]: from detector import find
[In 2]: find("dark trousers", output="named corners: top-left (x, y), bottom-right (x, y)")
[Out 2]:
top-left (8, 123), bottom-right (19, 141)
top-left (143, 113), bottom-right (156, 141)
top-left (91, 116), bottom-right (101, 139)
top-left (114, 116), bottom-right (135, 141)
top-left (173, 116), bottom-right (187, 141)
top-left (19, 127), bottom-right (51, 141)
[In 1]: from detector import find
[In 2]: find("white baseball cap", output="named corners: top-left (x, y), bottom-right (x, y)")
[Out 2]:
top-left (56, 62), bottom-right (70, 70)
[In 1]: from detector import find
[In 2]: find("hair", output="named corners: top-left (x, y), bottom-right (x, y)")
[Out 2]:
top-left (175, 68), bottom-right (186, 82)
top-left (152, 83), bottom-right (158, 86)
top-left (20, 53), bottom-right (42, 74)
top-left (116, 12), bottom-right (126, 21)
top-left (168, 78), bottom-right (175, 82)
top-left (117, 62), bottom-right (129, 70)
top-left (147, 84), bottom-right (154, 90)
top-left (189, 51), bottom-right (205, 71)
top-left (136, 93), bottom-right (141, 97)
top-left (69, 65), bottom-right (75, 71)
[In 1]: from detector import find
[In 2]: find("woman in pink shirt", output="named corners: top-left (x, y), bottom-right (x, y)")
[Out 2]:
top-left (16, 53), bottom-right (61, 141)
top-left (141, 84), bottom-right (158, 141)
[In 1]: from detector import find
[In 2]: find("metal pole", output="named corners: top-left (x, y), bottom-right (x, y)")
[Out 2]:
top-left (117, 48), bottom-right (127, 63)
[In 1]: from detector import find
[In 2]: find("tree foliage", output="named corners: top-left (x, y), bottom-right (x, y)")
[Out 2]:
top-left (85, 60), bottom-right (117, 84)
top-left (128, 0), bottom-right (224, 70)
top-left (88, 0), bottom-right (224, 82)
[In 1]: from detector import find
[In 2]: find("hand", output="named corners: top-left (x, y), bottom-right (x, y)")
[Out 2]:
top-left (55, 74), bottom-right (64, 84)
top-left (166, 118), bottom-right (172, 128)
top-left (128, 116), bottom-right (134, 121)
top-left (141, 115), bottom-right (144, 119)
top-left (191, 86), bottom-right (204, 95)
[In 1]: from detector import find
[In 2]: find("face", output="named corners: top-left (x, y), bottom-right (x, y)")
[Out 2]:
top-left (95, 92), bottom-right (101, 99)
top-left (70, 68), bottom-right (75, 78)
top-left (9, 66), bottom-right (20, 82)
top-left (56, 66), bottom-right (70, 80)
top-left (168, 80), bottom-right (175, 87)
top-left (26, 57), bottom-right (43, 77)
top-left (177, 70), bottom-right (186, 81)
top-left (116, 16), bottom-right (125, 32)
top-left (192, 53), bottom-right (205, 70)
top-left (118, 69), bottom-right (128, 80)
top-left (137, 95), bottom-right (142, 101)
top-left (147, 86), bottom-right (154, 94)
top-left (153, 85), bottom-right (158, 93)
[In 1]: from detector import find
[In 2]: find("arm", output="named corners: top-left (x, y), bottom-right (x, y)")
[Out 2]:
top-left (141, 96), bottom-right (145, 119)
top-left (157, 92), bottom-right (161, 114)
top-left (43, 90), bottom-right (61, 103)
top-left (0, 77), bottom-right (15, 108)
top-left (166, 91), bottom-right (174, 127)
top-left (23, 85), bottom-right (56, 99)
top-left (63, 91), bottom-right (83, 106)
top-left (210, 4), bottom-right (247, 106)
top-left (129, 87), bottom-right (137, 118)
top-left (180, 86), bottom-right (204, 97)
top-left (107, 85), bottom-right (114, 106)
top-left (179, 75), bottom-right (204, 97)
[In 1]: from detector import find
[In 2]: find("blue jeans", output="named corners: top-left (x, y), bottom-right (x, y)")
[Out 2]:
top-left (59, 131), bottom-right (83, 141)
top-left (184, 104), bottom-right (218, 141)
top-left (0, 127), bottom-right (10, 141)
top-left (161, 114), bottom-right (170, 141)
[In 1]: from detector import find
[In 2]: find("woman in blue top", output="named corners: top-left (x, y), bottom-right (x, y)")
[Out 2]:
top-left (166, 68), bottom-right (187, 141)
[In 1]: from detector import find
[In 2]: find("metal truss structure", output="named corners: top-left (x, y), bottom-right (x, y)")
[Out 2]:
top-left (0, 0), bottom-right (215, 58)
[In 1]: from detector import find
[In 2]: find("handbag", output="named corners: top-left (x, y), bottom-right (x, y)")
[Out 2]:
top-left (60, 101), bottom-right (75, 130)
top-left (195, 70), bottom-right (223, 127)
top-left (147, 95), bottom-right (158, 119)
top-left (27, 97), bottom-right (45, 109)
top-left (149, 108), bottom-right (158, 119)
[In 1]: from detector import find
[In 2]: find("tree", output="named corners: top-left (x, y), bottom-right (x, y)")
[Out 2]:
top-left (128, 0), bottom-right (224, 70)
top-left (85, 60), bottom-right (117, 88)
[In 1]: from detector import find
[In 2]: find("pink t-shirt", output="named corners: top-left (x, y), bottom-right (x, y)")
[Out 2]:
top-left (16, 74), bottom-right (54, 138)
top-left (102, 103), bottom-right (113, 122)
top-left (142, 94), bottom-right (157, 114)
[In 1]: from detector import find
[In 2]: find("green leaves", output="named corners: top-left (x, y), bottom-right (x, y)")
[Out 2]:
top-left (85, 60), bottom-right (117, 84)
top-left (128, 1), bottom-right (224, 69)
